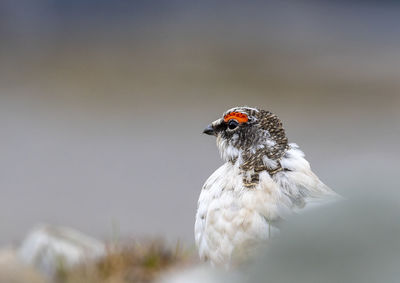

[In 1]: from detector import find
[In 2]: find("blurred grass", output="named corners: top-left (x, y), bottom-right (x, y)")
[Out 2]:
top-left (56, 239), bottom-right (195, 283)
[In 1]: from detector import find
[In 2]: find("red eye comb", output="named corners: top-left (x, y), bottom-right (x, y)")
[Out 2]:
top-left (224, 112), bottom-right (249, 123)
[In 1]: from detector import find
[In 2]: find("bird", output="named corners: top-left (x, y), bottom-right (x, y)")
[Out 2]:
top-left (195, 106), bottom-right (339, 266)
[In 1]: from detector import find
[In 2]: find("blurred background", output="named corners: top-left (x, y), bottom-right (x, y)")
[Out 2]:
top-left (0, 0), bottom-right (399, 247)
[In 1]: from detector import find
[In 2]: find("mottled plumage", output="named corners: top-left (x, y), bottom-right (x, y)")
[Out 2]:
top-left (195, 106), bottom-right (338, 266)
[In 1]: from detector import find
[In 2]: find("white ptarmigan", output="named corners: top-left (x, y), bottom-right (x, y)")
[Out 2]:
top-left (195, 106), bottom-right (338, 266)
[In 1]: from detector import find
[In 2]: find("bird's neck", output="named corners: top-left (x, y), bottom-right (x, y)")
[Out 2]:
top-left (223, 144), bottom-right (289, 189)
top-left (239, 146), bottom-right (287, 173)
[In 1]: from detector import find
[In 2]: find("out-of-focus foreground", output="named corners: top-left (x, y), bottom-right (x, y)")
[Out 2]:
top-left (0, 225), bottom-right (193, 283)
top-left (0, 0), bottom-right (400, 282)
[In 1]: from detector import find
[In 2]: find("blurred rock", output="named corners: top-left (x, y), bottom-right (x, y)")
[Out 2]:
top-left (244, 195), bottom-right (400, 283)
top-left (18, 225), bottom-right (105, 278)
top-left (0, 246), bottom-right (47, 283)
top-left (158, 265), bottom-right (239, 283)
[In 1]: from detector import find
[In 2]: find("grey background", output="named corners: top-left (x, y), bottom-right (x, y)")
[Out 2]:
top-left (0, 0), bottom-right (399, 245)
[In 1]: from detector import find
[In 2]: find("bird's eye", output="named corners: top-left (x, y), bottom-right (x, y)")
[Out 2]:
top-left (227, 119), bottom-right (239, 130)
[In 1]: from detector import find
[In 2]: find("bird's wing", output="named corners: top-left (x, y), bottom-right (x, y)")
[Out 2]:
top-left (277, 143), bottom-right (341, 212)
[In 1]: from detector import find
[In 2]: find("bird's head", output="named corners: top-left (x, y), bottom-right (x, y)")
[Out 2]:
top-left (203, 107), bottom-right (288, 165)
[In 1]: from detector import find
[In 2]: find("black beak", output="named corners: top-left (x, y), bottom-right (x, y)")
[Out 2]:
top-left (203, 124), bottom-right (216, 136)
